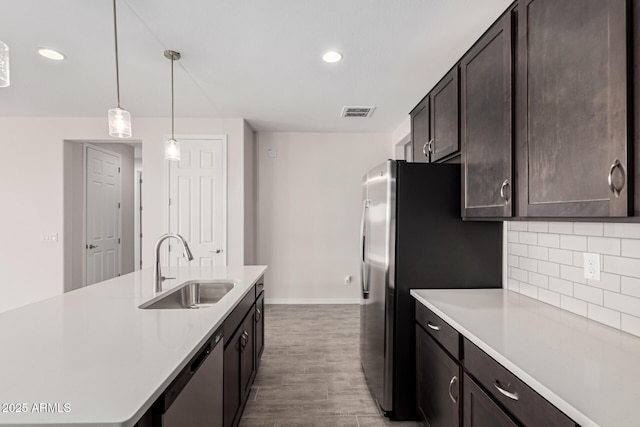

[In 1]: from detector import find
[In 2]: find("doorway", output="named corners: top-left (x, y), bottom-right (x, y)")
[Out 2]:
top-left (166, 137), bottom-right (227, 267)
top-left (85, 145), bottom-right (122, 285)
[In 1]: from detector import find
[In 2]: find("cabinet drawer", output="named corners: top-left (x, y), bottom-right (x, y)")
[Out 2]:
top-left (463, 339), bottom-right (574, 427)
top-left (416, 302), bottom-right (459, 359)
top-left (223, 286), bottom-right (255, 343)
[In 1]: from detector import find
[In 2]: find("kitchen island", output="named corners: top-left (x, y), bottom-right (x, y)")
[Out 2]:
top-left (0, 265), bottom-right (266, 426)
top-left (411, 288), bottom-right (640, 427)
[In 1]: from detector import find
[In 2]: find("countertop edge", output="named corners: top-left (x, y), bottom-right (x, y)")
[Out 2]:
top-left (410, 289), bottom-right (595, 427)
top-left (122, 267), bottom-right (267, 427)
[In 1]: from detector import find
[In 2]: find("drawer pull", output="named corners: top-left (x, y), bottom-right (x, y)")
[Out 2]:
top-left (427, 322), bottom-right (440, 331)
top-left (608, 158), bottom-right (625, 197)
top-left (494, 380), bottom-right (519, 401)
top-left (448, 376), bottom-right (458, 403)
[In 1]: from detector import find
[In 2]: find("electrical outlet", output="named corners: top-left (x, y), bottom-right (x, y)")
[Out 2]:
top-left (344, 275), bottom-right (352, 286)
top-left (583, 253), bottom-right (600, 280)
top-left (41, 233), bottom-right (58, 243)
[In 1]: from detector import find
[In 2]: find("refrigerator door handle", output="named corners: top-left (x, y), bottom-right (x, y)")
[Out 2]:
top-left (360, 199), bottom-right (370, 299)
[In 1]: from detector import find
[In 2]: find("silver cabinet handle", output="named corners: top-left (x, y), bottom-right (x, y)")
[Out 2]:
top-left (427, 322), bottom-right (440, 331)
top-left (448, 376), bottom-right (458, 403)
top-left (428, 139), bottom-right (434, 153)
top-left (88, 244), bottom-right (98, 249)
top-left (500, 179), bottom-right (510, 204)
top-left (494, 381), bottom-right (519, 401)
top-left (608, 158), bottom-right (625, 197)
top-left (422, 141), bottom-right (429, 157)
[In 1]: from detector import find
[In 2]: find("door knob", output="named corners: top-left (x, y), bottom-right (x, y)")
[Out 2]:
top-left (87, 244), bottom-right (98, 249)
top-left (210, 249), bottom-right (222, 254)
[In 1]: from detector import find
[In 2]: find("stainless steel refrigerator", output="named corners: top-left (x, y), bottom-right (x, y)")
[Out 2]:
top-left (359, 160), bottom-right (502, 420)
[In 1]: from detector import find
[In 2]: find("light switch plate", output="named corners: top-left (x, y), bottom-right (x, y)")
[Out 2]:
top-left (41, 233), bottom-right (58, 243)
top-left (583, 252), bottom-right (600, 281)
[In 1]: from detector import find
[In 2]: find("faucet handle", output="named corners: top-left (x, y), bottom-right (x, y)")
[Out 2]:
top-left (161, 276), bottom-right (175, 282)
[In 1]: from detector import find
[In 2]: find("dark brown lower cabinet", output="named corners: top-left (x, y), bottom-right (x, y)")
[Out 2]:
top-left (255, 292), bottom-right (264, 363)
top-left (224, 306), bottom-right (256, 427)
top-left (416, 324), bottom-right (460, 427)
top-left (463, 374), bottom-right (517, 427)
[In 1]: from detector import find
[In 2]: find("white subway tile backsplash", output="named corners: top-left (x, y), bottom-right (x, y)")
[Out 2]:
top-left (573, 284), bottom-right (603, 305)
top-left (528, 246), bottom-right (549, 261)
top-left (560, 295), bottom-right (588, 316)
top-left (507, 222), bottom-right (640, 338)
top-left (538, 289), bottom-right (561, 307)
top-left (527, 222), bottom-right (549, 233)
top-left (603, 256), bottom-right (640, 278)
top-left (604, 223), bottom-right (640, 239)
top-left (573, 222), bottom-right (604, 236)
top-left (560, 235), bottom-right (587, 251)
top-left (588, 273), bottom-right (621, 292)
top-left (538, 233), bottom-right (560, 248)
top-left (519, 257), bottom-right (538, 272)
top-left (510, 222), bottom-right (528, 232)
top-left (538, 261), bottom-right (560, 278)
top-left (588, 237), bottom-right (621, 256)
top-left (621, 276), bottom-right (640, 298)
top-left (549, 248), bottom-right (574, 265)
top-left (604, 292), bottom-right (640, 316)
top-left (560, 265), bottom-right (587, 285)
top-left (587, 304), bottom-right (621, 329)
top-left (549, 277), bottom-right (573, 296)
top-left (528, 272), bottom-right (549, 288)
top-left (519, 232), bottom-right (538, 245)
top-left (549, 222), bottom-right (573, 234)
top-left (621, 314), bottom-right (640, 337)
top-left (510, 243), bottom-right (528, 257)
top-left (621, 239), bottom-right (640, 259)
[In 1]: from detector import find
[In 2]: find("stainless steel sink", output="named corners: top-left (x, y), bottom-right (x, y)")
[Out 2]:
top-left (140, 280), bottom-right (236, 309)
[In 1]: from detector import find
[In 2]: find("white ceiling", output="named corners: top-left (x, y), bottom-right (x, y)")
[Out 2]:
top-left (0, 0), bottom-right (513, 132)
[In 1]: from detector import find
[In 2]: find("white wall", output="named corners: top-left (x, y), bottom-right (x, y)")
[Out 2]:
top-left (256, 132), bottom-right (392, 303)
top-left (243, 122), bottom-right (257, 264)
top-left (506, 221), bottom-right (640, 338)
top-left (0, 117), bottom-right (254, 313)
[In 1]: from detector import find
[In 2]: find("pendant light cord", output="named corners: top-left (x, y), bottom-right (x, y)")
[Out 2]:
top-left (113, 0), bottom-right (121, 108)
top-left (171, 55), bottom-right (175, 139)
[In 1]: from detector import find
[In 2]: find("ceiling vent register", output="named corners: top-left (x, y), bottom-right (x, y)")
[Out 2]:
top-left (341, 106), bottom-right (376, 118)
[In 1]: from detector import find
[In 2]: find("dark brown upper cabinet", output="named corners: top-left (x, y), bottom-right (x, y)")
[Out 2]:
top-left (516, 0), bottom-right (630, 217)
top-left (411, 97), bottom-right (430, 162)
top-left (411, 67), bottom-right (460, 163)
top-left (461, 10), bottom-right (514, 218)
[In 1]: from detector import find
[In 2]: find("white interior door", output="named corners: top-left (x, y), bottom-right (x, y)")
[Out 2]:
top-left (168, 138), bottom-right (226, 267)
top-left (86, 146), bottom-right (121, 285)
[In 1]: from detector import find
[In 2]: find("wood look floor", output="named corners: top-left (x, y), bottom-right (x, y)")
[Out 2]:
top-left (239, 305), bottom-right (422, 427)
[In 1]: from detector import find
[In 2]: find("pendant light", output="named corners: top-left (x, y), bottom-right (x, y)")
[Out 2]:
top-left (0, 41), bottom-right (9, 87)
top-left (164, 50), bottom-right (181, 161)
top-left (108, 0), bottom-right (132, 138)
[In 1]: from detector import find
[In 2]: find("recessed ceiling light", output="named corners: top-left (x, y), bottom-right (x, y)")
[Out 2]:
top-left (322, 51), bottom-right (343, 63)
top-left (38, 48), bottom-right (65, 61)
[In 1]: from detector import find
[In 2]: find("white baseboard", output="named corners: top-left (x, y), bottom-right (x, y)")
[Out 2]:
top-left (265, 298), bottom-right (360, 305)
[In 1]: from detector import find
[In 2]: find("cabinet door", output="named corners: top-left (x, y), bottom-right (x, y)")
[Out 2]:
top-left (255, 292), bottom-right (264, 363)
top-left (411, 97), bottom-right (431, 163)
top-left (461, 11), bottom-right (513, 218)
top-left (223, 331), bottom-right (242, 427)
top-left (416, 325), bottom-right (460, 427)
top-left (463, 374), bottom-right (518, 427)
top-left (431, 67), bottom-right (460, 162)
top-left (516, 0), bottom-right (629, 217)
top-left (240, 310), bottom-right (256, 399)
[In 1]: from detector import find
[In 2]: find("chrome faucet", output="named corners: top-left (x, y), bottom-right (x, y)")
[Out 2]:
top-left (154, 233), bottom-right (194, 293)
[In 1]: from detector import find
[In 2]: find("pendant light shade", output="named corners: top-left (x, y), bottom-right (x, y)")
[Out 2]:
top-left (108, 107), bottom-right (132, 138)
top-left (108, 0), bottom-right (132, 138)
top-left (0, 41), bottom-right (9, 87)
top-left (164, 50), bottom-right (181, 161)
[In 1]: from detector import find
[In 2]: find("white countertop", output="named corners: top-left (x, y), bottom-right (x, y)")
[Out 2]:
top-left (0, 265), bottom-right (267, 426)
top-left (411, 289), bottom-right (640, 427)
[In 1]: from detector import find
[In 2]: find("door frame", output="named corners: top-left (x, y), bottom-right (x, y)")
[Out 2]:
top-left (83, 143), bottom-right (123, 286)
top-left (163, 135), bottom-right (228, 266)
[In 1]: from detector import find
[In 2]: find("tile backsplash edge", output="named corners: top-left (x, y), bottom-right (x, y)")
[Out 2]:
top-left (505, 221), bottom-right (640, 338)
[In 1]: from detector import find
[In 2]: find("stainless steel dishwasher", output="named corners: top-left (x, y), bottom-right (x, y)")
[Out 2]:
top-left (155, 327), bottom-right (224, 426)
